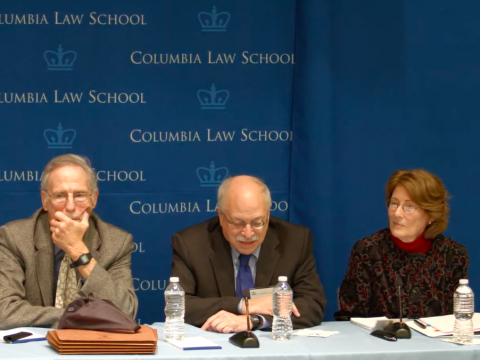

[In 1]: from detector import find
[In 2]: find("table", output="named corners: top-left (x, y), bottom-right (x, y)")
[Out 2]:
top-left (1, 322), bottom-right (479, 360)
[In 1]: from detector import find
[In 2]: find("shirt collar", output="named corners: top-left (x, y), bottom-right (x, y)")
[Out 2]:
top-left (231, 245), bottom-right (261, 263)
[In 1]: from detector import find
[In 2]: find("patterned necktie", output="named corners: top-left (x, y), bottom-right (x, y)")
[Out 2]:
top-left (236, 254), bottom-right (254, 297)
top-left (54, 254), bottom-right (78, 309)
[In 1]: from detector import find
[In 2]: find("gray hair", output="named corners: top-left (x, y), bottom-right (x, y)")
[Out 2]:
top-left (217, 176), bottom-right (272, 211)
top-left (41, 154), bottom-right (98, 193)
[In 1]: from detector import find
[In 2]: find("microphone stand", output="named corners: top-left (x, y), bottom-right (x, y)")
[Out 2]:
top-left (383, 277), bottom-right (411, 339)
top-left (229, 297), bottom-right (260, 348)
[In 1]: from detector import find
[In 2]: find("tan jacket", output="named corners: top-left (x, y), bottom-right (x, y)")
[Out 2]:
top-left (0, 209), bottom-right (138, 329)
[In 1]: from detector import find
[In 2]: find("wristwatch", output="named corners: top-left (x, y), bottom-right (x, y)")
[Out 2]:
top-left (70, 253), bottom-right (93, 268)
top-left (250, 315), bottom-right (263, 330)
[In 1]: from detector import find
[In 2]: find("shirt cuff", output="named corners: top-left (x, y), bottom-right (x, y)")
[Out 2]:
top-left (237, 298), bottom-right (244, 314)
top-left (237, 299), bottom-right (271, 329)
top-left (258, 315), bottom-right (271, 329)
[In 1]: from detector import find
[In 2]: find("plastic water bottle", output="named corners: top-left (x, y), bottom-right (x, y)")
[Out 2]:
top-left (453, 279), bottom-right (474, 344)
top-left (272, 276), bottom-right (293, 341)
top-left (164, 277), bottom-right (185, 341)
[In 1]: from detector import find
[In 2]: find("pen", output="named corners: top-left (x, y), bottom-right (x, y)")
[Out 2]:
top-left (414, 319), bottom-right (427, 329)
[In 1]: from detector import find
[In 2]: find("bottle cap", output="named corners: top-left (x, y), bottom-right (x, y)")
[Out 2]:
top-left (170, 277), bottom-right (179, 282)
top-left (459, 279), bottom-right (469, 285)
top-left (278, 276), bottom-right (288, 282)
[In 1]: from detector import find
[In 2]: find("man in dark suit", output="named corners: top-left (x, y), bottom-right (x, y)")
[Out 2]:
top-left (0, 154), bottom-right (137, 329)
top-left (171, 175), bottom-right (326, 333)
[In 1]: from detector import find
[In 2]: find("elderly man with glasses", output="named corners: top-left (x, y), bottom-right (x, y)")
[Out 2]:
top-left (170, 175), bottom-right (326, 333)
top-left (0, 154), bottom-right (138, 329)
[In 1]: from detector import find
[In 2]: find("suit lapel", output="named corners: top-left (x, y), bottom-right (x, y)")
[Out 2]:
top-left (209, 225), bottom-right (236, 297)
top-left (255, 228), bottom-right (280, 288)
top-left (34, 211), bottom-right (54, 307)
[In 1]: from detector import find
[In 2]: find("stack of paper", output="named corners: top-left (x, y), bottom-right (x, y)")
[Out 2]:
top-left (350, 317), bottom-right (393, 331)
top-left (46, 325), bottom-right (157, 354)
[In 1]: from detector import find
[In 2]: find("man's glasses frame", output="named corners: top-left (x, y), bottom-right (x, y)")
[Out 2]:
top-left (45, 191), bottom-right (92, 205)
top-left (220, 211), bottom-right (269, 231)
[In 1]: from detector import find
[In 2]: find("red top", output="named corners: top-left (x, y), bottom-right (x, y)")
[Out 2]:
top-left (391, 231), bottom-right (432, 253)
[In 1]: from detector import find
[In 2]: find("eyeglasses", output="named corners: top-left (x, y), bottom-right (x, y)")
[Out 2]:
top-left (46, 191), bottom-right (92, 205)
top-left (385, 199), bottom-right (419, 215)
top-left (221, 212), bottom-right (269, 231)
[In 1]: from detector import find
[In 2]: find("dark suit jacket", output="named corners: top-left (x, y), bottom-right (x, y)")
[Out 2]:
top-left (170, 216), bottom-right (326, 329)
top-left (0, 209), bottom-right (138, 329)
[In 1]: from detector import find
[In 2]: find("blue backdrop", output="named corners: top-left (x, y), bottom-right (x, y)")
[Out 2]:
top-left (0, 0), bottom-right (478, 323)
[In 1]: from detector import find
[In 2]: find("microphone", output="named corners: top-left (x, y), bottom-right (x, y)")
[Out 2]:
top-left (395, 277), bottom-right (404, 323)
top-left (382, 276), bottom-right (411, 339)
top-left (229, 297), bottom-right (260, 348)
top-left (246, 297), bottom-right (251, 331)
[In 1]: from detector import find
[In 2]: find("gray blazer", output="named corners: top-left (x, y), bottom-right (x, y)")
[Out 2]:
top-left (0, 209), bottom-right (138, 329)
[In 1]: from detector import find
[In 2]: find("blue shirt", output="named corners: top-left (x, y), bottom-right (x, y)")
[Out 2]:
top-left (231, 246), bottom-right (270, 329)
top-left (231, 246), bottom-right (261, 285)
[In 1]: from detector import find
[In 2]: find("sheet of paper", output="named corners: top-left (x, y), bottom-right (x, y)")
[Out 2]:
top-left (293, 329), bottom-right (339, 338)
top-left (442, 337), bottom-right (480, 345)
top-left (407, 320), bottom-right (448, 337)
top-left (420, 313), bottom-right (480, 333)
top-left (166, 336), bottom-right (221, 350)
top-left (0, 328), bottom-right (46, 343)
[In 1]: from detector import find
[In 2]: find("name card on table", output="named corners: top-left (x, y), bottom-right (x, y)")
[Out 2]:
top-left (246, 287), bottom-right (274, 299)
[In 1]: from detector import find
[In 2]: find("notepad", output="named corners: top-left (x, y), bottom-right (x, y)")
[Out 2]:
top-left (166, 336), bottom-right (222, 350)
top-left (0, 328), bottom-right (46, 344)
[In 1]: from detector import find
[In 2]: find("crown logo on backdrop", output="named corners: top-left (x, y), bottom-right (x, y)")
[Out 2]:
top-left (44, 45), bottom-right (77, 71)
top-left (198, 6), bottom-right (230, 32)
top-left (197, 84), bottom-right (229, 110)
top-left (197, 161), bottom-right (229, 187)
top-left (44, 123), bottom-right (76, 149)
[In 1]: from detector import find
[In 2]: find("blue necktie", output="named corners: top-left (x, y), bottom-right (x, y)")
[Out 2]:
top-left (236, 254), bottom-right (254, 298)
